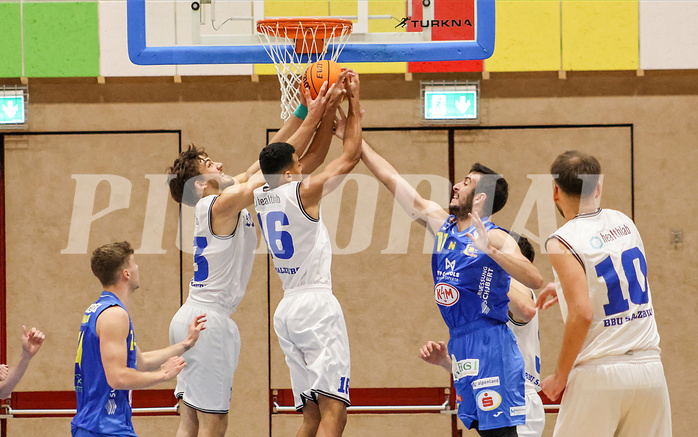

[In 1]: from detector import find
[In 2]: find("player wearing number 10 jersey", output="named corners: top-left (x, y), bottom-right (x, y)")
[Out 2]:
top-left (165, 85), bottom-right (333, 436)
top-left (255, 71), bottom-right (359, 437)
top-left (539, 150), bottom-right (671, 437)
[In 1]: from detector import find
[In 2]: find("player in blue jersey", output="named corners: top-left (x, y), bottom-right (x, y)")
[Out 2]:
top-left (354, 136), bottom-right (543, 436)
top-left (419, 235), bottom-right (546, 437)
top-left (0, 326), bottom-right (45, 399)
top-left (72, 241), bottom-right (206, 437)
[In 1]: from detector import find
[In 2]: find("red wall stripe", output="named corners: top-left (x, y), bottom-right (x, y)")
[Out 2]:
top-left (407, 0), bottom-right (483, 73)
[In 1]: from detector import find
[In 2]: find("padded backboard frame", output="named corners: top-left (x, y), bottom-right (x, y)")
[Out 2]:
top-left (127, 0), bottom-right (495, 65)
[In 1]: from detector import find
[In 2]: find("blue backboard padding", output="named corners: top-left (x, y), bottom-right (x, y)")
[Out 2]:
top-left (127, 0), bottom-right (495, 65)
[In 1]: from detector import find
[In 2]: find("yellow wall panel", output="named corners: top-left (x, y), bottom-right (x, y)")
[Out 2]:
top-left (485, 0), bottom-right (560, 72)
top-left (562, 0), bottom-right (639, 71)
top-left (264, 1), bottom-right (328, 17)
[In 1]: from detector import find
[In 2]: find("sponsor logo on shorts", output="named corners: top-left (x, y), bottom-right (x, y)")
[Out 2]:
top-left (510, 405), bottom-right (527, 416)
top-left (456, 394), bottom-right (463, 403)
top-left (451, 356), bottom-right (479, 380)
top-left (493, 411), bottom-right (503, 417)
top-left (471, 376), bottom-right (500, 389)
top-left (476, 390), bottom-right (502, 411)
top-left (435, 283), bottom-right (459, 306)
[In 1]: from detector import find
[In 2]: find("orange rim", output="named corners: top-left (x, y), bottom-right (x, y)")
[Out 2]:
top-left (257, 18), bottom-right (353, 41)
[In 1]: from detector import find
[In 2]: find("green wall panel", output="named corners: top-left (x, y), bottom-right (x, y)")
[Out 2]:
top-left (0, 3), bottom-right (23, 78)
top-left (23, 2), bottom-right (99, 77)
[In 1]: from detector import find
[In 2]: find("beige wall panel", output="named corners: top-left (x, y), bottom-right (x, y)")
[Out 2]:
top-left (4, 132), bottom-right (181, 393)
top-left (2, 73), bottom-right (697, 435)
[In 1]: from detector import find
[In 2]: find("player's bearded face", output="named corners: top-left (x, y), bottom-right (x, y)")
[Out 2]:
top-left (449, 189), bottom-right (475, 220)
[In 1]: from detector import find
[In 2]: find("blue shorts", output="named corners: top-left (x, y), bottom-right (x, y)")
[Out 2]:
top-left (72, 425), bottom-right (136, 437)
top-left (448, 320), bottom-right (526, 431)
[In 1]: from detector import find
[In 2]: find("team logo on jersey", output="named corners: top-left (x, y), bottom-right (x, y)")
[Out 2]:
top-left (445, 258), bottom-right (456, 271)
top-left (434, 283), bottom-right (459, 306)
top-left (452, 356), bottom-right (479, 380)
top-left (590, 236), bottom-right (603, 249)
top-left (476, 390), bottom-right (502, 411)
top-left (463, 244), bottom-right (478, 257)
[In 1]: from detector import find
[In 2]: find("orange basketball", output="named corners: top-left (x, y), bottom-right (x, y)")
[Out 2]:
top-left (301, 60), bottom-right (342, 99)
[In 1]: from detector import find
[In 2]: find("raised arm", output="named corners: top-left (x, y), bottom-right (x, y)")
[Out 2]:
top-left (97, 307), bottom-right (186, 390)
top-left (136, 315), bottom-right (206, 371)
top-left (0, 326), bottom-right (45, 399)
top-left (540, 238), bottom-right (593, 401)
top-left (361, 139), bottom-right (448, 234)
top-left (230, 85), bottom-right (327, 186)
top-left (297, 71), bottom-right (351, 175)
top-left (298, 73), bottom-right (362, 212)
top-left (466, 213), bottom-right (544, 289)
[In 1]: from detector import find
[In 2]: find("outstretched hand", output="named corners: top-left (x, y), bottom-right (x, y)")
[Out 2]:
top-left (184, 314), bottom-right (207, 350)
top-left (160, 356), bottom-right (187, 381)
top-left (465, 212), bottom-right (493, 255)
top-left (418, 340), bottom-right (450, 369)
top-left (21, 326), bottom-right (45, 358)
top-left (536, 282), bottom-right (559, 310)
top-left (304, 82), bottom-right (329, 122)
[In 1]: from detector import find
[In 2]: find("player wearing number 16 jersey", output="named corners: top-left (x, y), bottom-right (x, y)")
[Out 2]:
top-left (538, 150), bottom-right (671, 437)
top-left (165, 84), bottom-right (334, 436)
top-left (255, 71), bottom-right (359, 437)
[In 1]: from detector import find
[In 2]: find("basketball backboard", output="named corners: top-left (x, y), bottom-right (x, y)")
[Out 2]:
top-left (127, 0), bottom-right (495, 65)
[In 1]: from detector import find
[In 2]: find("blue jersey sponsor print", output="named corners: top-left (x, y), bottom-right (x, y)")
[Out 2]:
top-left (72, 292), bottom-right (138, 437)
top-left (432, 217), bottom-right (512, 328)
top-left (432, 217), bottom-right (525, 431)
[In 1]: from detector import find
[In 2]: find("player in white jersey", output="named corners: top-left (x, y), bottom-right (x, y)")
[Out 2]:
top-left (166, 82), bottom-right (337, 437)
top-left (255, 72), bottom-right (361, 437)
top-left (419, 235), bottom-right (545, 437)
top-left (537, 150), bottom-right (671, 436)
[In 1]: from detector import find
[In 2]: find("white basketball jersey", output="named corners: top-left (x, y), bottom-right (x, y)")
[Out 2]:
top-left (549, 209), bottom-right (660, 365)
top-left (507, 289), bottom-right (541, 393)
top-left (254, 181), bottom-right (332, 291)
top-left (187, 195), bottom-right (257, 314)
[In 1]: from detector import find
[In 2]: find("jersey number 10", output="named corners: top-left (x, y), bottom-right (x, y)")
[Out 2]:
top-left (594, 247), bottom-right (649, 316)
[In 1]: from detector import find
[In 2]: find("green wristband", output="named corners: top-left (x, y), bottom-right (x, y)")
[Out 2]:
top-left (293, 104), bottom-right (308, 120)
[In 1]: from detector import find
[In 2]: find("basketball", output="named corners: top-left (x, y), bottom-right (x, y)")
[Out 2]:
top-left (301, 60), bottom-right (342, 99)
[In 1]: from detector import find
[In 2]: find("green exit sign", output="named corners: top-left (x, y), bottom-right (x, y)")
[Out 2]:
top-left (423, 82), bottom-right (478, 122)
top-left (0, 88), bottom-right (26, 126)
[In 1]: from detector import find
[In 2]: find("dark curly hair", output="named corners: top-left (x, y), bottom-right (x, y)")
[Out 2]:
top-left (167, 144), bottom-right (206, 206)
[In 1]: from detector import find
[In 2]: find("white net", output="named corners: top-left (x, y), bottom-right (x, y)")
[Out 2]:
top-left (257, 19), bottom-right (352, 120)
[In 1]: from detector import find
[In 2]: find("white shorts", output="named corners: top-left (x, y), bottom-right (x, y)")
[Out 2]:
top-left (274, 287), bottom-right (351, 411)
top-left (553, 353), bottom-right (671, 437)
top-left (518, 389), bottom-right (545, 437)
top-left (169, 300), bottom-right (240, 414)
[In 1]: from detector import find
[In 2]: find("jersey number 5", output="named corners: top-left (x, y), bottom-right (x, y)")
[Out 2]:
top-left (594, 247), bottom-right (649, 316)
top-left (258, 212), bottom-right (295, 259)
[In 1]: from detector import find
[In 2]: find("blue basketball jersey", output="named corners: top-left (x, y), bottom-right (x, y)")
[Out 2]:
top-left (432, 217), bottom-right (512, 329)
top-left (72, 292), bottom-right (138, 437)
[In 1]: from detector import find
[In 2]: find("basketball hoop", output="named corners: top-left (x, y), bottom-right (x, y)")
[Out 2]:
top-left (257, 18), bottom-right (353, 120)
